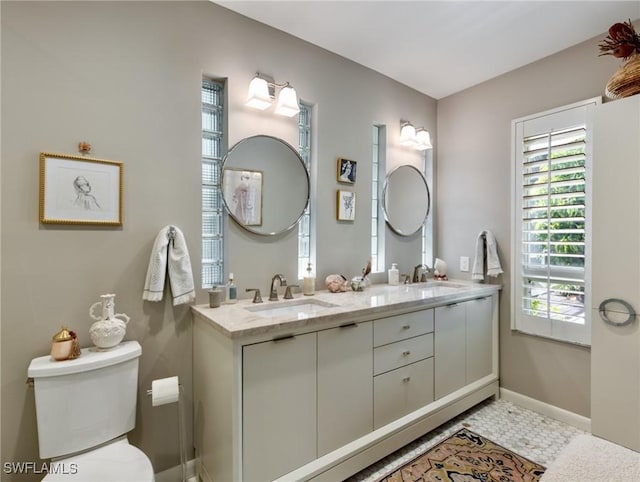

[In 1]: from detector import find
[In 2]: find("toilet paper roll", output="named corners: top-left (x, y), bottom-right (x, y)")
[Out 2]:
top-left (151, 376), bottom-right (179, 407)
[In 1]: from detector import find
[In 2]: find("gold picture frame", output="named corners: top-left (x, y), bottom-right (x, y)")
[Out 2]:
top-left (336, 189), bottom-right (356, 221)
top-left (39, 152), bottom-right (123, 226)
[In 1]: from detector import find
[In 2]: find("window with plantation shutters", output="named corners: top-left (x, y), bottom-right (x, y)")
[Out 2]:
top-left (512, 98), bottom-right (599, 346)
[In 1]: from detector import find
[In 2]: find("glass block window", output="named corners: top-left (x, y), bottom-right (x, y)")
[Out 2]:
top-left (371, 125), bottom-right (386, 273)
top-left (422, 148), bottom-right (434, 269)
top-left (298, 102), bottom-right (312, 279)
top-left (201, 78), bottom-right (225, 288)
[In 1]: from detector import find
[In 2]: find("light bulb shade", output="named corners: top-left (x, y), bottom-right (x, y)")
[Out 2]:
top-left (399, 123), bottom-right (417, 146)
top-left (245, 76), bottom-right (272, 110)
top-left (274, 85), bottom-right (300, 117)
top-left (415, 129), bottom-right (433, 150)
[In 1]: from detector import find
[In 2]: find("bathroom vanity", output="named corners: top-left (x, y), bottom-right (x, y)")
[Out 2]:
top-left (192, 281), bottom-right (500, 481)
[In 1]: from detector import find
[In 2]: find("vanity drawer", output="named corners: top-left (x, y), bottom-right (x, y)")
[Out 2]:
top-left (374, 357), bottom-right (434, 429)
top-left (373, 333), bottom-right (433, 376)
top-left (373, 309), bottom-right (434, 347)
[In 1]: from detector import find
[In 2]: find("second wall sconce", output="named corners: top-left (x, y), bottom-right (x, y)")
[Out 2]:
top-left (245, 73), bottom-right (300, 117)
top-left (400, 121), bottom-right (432, 151)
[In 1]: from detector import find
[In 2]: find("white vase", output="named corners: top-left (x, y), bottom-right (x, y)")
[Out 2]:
top-left (89, 294), bottom-right (130, 349)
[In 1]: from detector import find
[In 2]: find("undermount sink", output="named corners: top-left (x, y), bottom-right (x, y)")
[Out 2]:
top-left (418, 281), bottom-right (468, 289)
top-left (245, 298), bottom-right (338, 318)
top-left (404, 280), bottom-right (469, 297)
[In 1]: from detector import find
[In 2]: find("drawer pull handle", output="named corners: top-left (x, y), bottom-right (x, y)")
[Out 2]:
top-left (339, 322), bottom-right (357, 329)
top-left (402, 376), bottom-right (411, 383)
top-left (402, 350), bottom-right (411, 356)
top-left (402, 324), bottom-right (411, 330)
top-left (272, 335), bottom-right (295, 342)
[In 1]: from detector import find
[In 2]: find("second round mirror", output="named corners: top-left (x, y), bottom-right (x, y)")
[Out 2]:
top-left (383, 164), bottom-right (430, 236)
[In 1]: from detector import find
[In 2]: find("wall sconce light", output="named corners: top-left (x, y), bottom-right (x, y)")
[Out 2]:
top-left (400, 121), bottom-right (433, 150)
top-left (245, 73), bottom-right (300, 117)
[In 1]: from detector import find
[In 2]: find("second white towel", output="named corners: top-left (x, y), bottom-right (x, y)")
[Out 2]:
top-left (472, 230), bottom-right (503, 281)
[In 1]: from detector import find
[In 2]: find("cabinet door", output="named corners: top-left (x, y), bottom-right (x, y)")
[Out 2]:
top-left (591, 96), bottom-right (640, 451)
top-left (374, 358), bottom-right (434, 429)
top-left (434, 303), bottom-right (466, 399)
top-left (318, 322), bottom-right (373, 456)
top-left (242, 333), bottom-right (317, 481)
top-left (466, 296), bottom-right (493, 384)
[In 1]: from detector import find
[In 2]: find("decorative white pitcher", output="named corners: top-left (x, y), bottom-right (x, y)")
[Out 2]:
top-left (89, 294), bottom-right (130, 349)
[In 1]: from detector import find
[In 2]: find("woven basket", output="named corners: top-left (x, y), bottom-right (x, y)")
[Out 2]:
top-left (605, 53), bottom-right (640, 99)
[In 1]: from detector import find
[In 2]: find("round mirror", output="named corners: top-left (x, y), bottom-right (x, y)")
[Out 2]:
top-left (382, 165), bottom-right (430, 236)
top-left (221, 135), bottom-right (309, 236)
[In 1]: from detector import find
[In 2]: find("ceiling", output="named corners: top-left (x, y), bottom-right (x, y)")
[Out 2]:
top-left (214, 1), bottom-right (640, 99)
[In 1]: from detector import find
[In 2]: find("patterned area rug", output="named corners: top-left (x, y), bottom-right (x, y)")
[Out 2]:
top-left (377, 428), bottom-right (546, 481)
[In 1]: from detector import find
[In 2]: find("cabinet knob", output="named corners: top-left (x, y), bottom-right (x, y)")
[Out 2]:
top-left (402, 350), bottom-right (411, 356)
top-left (402, 324), bottom-right (411, 330)
top-left (402, 376), bottom-right (411, 383)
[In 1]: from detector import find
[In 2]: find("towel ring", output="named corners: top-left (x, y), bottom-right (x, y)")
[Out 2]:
top-left (598, 298), bottom-right (636, 327)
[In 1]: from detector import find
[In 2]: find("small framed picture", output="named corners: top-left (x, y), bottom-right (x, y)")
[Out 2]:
top-left (337, 157), bottom-right (357, 184)
top-left (222, 168), bottom-right (263, 226)
top-left (336, 190), bottom-right (356, 221)
top-left (39, 152), bottom-right (123, 226)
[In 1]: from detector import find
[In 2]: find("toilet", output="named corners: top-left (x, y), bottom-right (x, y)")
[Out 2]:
top-left (28, 340), bottom-right (154, 481)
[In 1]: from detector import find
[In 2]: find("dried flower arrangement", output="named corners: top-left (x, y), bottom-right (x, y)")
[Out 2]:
top-left (599, 20), bottom-right (640, 60)
top-left (599, 19), bottom-right (640, 99)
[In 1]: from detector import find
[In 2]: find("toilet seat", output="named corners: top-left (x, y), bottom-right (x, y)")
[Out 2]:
top-left (42, 437), bottom-right (154, 481)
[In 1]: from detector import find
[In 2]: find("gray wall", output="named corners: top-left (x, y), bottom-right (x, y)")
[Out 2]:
top-left (1, 1), bottom-right (434, 477)
top-left (437, 31), bottom-right (625, 417)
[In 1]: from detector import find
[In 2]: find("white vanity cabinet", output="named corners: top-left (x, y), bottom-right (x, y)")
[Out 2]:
top-left (434, 295), bottom-right (494, 400)
top-left (242, 333), bottom-right (317, 481)
top-left (373, 310), bottom-right (434, 428)
top-left (317, 321), bottom-right (373, 456)
top-left (192, 284), bottom-right (499, 482)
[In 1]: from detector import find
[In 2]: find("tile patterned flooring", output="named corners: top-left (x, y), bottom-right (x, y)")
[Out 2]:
top-left (348, 398), bottom-right (587, 481)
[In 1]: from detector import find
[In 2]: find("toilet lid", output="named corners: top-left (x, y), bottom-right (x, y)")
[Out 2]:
top-left (42, 439), bottom-right (154, 481)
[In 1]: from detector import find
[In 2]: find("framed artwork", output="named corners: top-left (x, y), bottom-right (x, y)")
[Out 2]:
top-left (337, 157), bottom-right (357, 184)
top-left (336, 189), bottom-right (356, 221)
top-left (39, 152), bottom-right (123, 226)
top-left (222, 168), bottom-right (263, 226)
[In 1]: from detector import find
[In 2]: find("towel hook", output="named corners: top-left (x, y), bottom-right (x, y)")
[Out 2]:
top-left (167, 226), bottom-right (177, 247)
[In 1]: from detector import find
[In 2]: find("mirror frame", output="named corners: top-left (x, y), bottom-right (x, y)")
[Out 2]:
top-left (382, 164), bottom-right (431, 236)
top-left (221, 135), bottom-right (310, 236)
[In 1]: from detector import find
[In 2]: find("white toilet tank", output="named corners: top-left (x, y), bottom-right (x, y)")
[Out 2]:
top-left (28, 341), bottom-right (142, 459)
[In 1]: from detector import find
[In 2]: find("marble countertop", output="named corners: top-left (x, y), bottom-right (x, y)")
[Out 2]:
top-left (191, 280), bottom-right (500, 339)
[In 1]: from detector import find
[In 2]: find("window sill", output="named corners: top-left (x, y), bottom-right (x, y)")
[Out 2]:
top-left (510, 329), bottom-right (591, 349)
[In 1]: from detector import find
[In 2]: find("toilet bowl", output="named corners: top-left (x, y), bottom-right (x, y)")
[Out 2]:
top-left (28, 341), bottom-right (154, 482)
top-left (42, 437), bottom-right (153, 481)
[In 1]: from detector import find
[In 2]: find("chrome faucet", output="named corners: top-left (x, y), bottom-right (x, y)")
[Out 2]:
top-left (269, 274), bottom-right (287, 301)
top-left (412, 264), bottom-right (431, 283)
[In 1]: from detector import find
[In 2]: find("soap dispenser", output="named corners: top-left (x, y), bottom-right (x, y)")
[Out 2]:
top-left (388, 263), bottom-right (399, 285)
top-left (225, 273), bottom-right (238, 304)
top-left (303, 262), bottom-right (316, 296)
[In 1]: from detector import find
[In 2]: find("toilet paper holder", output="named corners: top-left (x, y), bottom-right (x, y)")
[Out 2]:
top-left (147, 376), bottom-right (186, 482)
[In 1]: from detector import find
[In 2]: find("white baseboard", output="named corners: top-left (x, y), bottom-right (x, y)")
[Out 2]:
top-left (500, 387), bottom-right (591, 433)
top-left (154, 458), bottom-right (197, 482)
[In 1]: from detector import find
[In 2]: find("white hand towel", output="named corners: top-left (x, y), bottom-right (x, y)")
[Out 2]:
top-left (143, 225), bottom-right (196, 306)
top-left (472, 230), bottom-right (503, 281)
